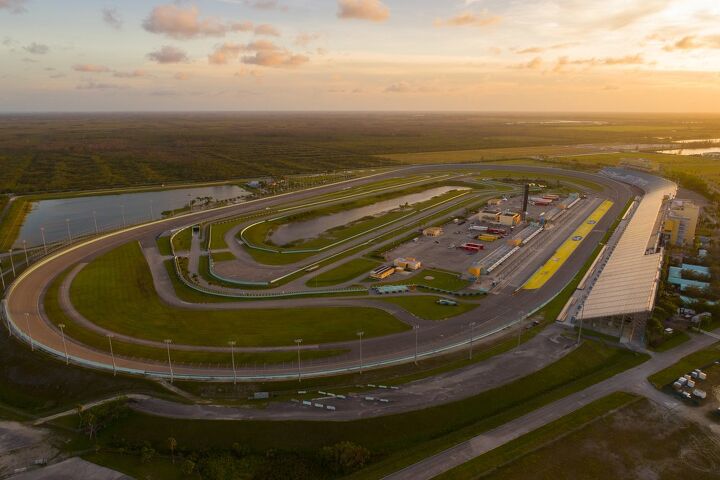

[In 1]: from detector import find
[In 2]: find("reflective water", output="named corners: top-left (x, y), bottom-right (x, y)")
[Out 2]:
top-left (270, 186), bottom-right (468, 246)
top-left (15, 185), bottom-right (249, 247)
top-left (659, 147), bottom-right (720, 156)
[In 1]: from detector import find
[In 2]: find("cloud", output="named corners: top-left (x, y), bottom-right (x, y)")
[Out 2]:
top-left (113, 69), bottom-right (149, 78)
top-left (76, 81), bottom-right (124, 90)
top-left (102, 7), bottom-right (122, 29)
top-left (434, 12), bottom-right (501, 28)
top-left (24, 42), bottom-right (49, 55)
top-left (554, 54), bottom-right (645, 72)
top-left (514, 43), bottom-right (576, 54)
top-left (208, 42), bottom-right (246, 65)
top-left (295, 32), bottom-right (321, 46)
top-left (337, 0), bottom-right (389, 22)
top-left (228, 21), bottom-right (281, 36)
top-left (174, 72), bottom-right (190, 80)
top-left (244, 0), bottom-right (285, 11)
top-left (601, 0), bottom-right (669, 29)
top-left (73, 64), bottom-right (111, 73)
top-left (509, 56), bottom-right (543, 70)
top-left (254, 24), bottom-right (280, 37)
top-left (385, 81), bottom-right (412, 93)
top-left (143, 4), bottom-right (227, 39)
top-left (147, 45), bottom-right (188, 64)
top-left (241, 40), bottom-right (309, 67)
top-left (0, 0), bottom-right (27, 14)
top-left (663, 35), bottom-right (720, 51)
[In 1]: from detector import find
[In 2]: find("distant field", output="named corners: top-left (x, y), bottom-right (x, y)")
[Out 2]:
top-left (4, 113), bottom-right (720, 195)
top-left (383, 145), bottom-right (613, 164)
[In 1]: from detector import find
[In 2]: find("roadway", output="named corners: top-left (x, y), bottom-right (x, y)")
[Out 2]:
top-left (2, 165), bottom-right (635, 380)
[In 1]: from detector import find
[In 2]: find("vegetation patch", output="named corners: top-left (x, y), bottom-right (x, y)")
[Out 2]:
top-left (380, 295), bottom-right (479, 321)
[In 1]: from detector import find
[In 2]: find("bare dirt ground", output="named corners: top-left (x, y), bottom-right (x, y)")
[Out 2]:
top-left (484, 398), bottom-right (720, 480)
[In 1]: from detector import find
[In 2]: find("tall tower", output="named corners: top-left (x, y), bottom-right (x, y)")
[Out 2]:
top-left (522, 184), bottom-right (530, 221)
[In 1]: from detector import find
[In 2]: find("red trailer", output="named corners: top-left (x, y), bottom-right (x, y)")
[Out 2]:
top-left (487, 227), bottom-right (507, 236)
top-left (460, 243), bottom-right (484, 252)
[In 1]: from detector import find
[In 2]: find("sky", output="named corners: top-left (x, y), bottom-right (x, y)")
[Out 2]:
top-left (2, 0), bottom-right (720, 112)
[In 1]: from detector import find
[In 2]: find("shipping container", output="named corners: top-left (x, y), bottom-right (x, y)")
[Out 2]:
top-left (487, 227), bottom-right (507, 235)
top-left (469, 225), bottom-right (489, 232)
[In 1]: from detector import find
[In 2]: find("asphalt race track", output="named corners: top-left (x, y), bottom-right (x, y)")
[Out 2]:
top-left (2, 165), bottom-right (636, 381)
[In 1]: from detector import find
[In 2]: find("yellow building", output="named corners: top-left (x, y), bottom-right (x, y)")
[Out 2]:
top-left (663, 199), bottom-right (700, 246)
top-left (487, 198), bottom-right (503, 206)
top-left (476, 210), bottom-right (500, 223)
top-left (394, 257), bottom-right (422, 270)
top-left (423, 227), bottom-right (444, 237)
top-left (371, 265), bottom-right (395, 279)
top-left (499, 212), bottom-right (521, 226)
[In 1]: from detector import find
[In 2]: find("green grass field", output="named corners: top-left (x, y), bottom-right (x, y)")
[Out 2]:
top-left (171, 228), bottom-right (192, 252)
top-left (305, 258), bottom-right (381, 287)
top-left (436, 391), bottom-right (640, 479)
top-left (210, 251), bottom-right (236, 262)
top-left (91, 340), bottom-right (647, 479)
top-left (380, 295), bottom-right (479, 321)
top-left (155, 235), bottom-right (172, 256)
top-left (647, 341), bottom-right (720, 388)
top-left (46, 267), bottom-right (348, 365)
top-left (69, 242), bottom-right (408, 347)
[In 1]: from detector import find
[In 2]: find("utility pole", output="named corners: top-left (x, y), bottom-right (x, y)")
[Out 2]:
top-left (65, 218), bottom-right (72, 242)
top-left (58, 323), bottom-right (69, 365)
top-left (107, 334), bottom-right (116, 375)
top-left (469, 322), bottom-right (476, 360)
top-left (92, 211), bottom-right (98, 234)
top-left (121, 204), bottom-right (126, 228)
top-left (414, 325), bottom-right (419, 365)
top-left (150, 200), bottom-right (154, 220)
top-left (294, 338), bottom-right (302, 382)
top-left (357, 331), bottom-right (364, 374)
top-left (229, 340), bottom-right (237, 385)
top-left (40, 227), bottom-right (47, 254)
top-left (24, 313), bottom-right (33, 351)
top-left (577, 301), bottom-right (586, 344)
top-left (164, 339), bottom-right (173, 383)
top-left (22, 240), bottom-right (28, 266)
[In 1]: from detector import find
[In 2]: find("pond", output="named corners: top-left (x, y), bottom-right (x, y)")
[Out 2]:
top-left (270, 186), bottom-right (469, 246)
top-left (658, 147), bottom-right (720, 156)
top-left (15, 185), bottom-right (250, 247)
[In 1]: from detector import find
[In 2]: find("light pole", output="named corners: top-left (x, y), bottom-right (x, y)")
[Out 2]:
top-left (414, 325), bottom-right (419, 365)
top-left (121, 204), bottom-right (126, 228)
top-left (229, 340), bottom-right (237, 384)
top-left (150, 200), bottom-right (154, 220)
top-left (40, 227), bottom-right (47, 254)
top-left (65, 218), bottom-right (72, 242)
top-left (294, 338), bottom-right (302, 382)
top-left (577, 301), bottom-right (586, 344)
top-left (107, 334), bottom-right (116, 375)
top-left (164, 339), bottom-right (174, 383)
top-left (9, 249), bottom-right (15, 277)
top-left (517, 314), bottom-right (524, 350)
top-left (0, 258), bottom-right (5, 290)
top-left (92, 211), bottom-right (98, 234)
top-left (24, 313), bottom-right (33, 351)
top-left (357, 331), bottom-right (364, 374)
top-left (58, 323), bottom-right (69, 365)
top-left (22, 240), bottom-right (28, 266)
top-left (469, 322), bottom-right (476, 360)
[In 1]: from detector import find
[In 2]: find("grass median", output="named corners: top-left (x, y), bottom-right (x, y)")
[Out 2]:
top-left (90, 340), bottom-right (647, 479)
top-left (69, 242), bottom-right (409, 347)
top-left (305, 257), bottom-right (381, 287)
top-left (380, 295), bottom-right (479, 321)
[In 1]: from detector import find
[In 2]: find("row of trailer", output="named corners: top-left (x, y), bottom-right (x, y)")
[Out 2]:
top-left (673, 369), bottom-right (708, 401)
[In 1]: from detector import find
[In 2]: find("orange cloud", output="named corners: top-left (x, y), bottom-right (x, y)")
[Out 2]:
top-left (143, 4), bottom-right (227, 39)
top-left (337, 0), bottom-right (389, 22)
top-left (73, 64), bottom-right (111, 73)
top-left (509, 56), bottom-right (543, 70)
top-left (434, 12), bottom-right (500, 28)
top-left (147, 45), bottom-right (188, 64)
top-left (554, 54), bottom-right (645, 72)
top-left (663, 35), bottom-right (720, 51)
top-left (208, 42), bottom-right (246, 65)
top-left (241, 41), bottom-right (309, 67)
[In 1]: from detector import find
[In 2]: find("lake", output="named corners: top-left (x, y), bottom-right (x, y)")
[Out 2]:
top-left (270, 185), bottom-right (468, 246)
top-left (15, 185), bottom-right (250, 248)
top-left (658, 147), bottom-right (720, 156)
